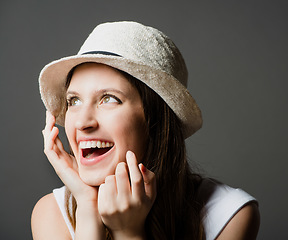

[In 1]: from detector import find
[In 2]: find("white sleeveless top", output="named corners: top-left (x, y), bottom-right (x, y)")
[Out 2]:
top-left (53, 178), bottom-right (257, 240)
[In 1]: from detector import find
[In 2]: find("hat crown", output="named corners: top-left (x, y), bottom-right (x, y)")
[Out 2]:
top-left (78, 21), bottom-right (188, 86)
top-left (39, 21), bottom-right (202, 138)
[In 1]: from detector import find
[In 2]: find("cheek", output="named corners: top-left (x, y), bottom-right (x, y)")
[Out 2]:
top-left (64, 114), bottom-right (72, 139)
top-left (64, 113), bottom-right (77, 151)
top-left (110, 110), bottom-right (148, 158)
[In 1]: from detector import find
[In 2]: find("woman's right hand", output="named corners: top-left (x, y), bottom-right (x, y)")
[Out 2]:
top-left (42, 111), bottom-right (94, 201)
top-left (42, 111), bottom-right (105, 239)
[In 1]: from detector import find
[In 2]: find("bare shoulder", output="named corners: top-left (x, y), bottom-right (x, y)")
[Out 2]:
top-left (217, 202), bottom-right (260, 240)
top-left (31, 193), bottom-right (72, 240)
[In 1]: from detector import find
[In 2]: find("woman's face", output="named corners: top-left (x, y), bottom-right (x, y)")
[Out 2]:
top-left (65, 63), bottom-right (148, 186)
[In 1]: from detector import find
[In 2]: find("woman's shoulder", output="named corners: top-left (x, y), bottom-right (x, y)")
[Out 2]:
top-left (197, 178), bottom-right (257, 206)
top-left (216, 202), bottom-right (260, 240)
top-left (197, 178), bottom-right (260, 240)
top-left (31, 188), bottom-right (72, 240)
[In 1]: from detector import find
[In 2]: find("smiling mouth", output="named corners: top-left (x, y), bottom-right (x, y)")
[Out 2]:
top-left (79, 140), bottom-right (114, 159)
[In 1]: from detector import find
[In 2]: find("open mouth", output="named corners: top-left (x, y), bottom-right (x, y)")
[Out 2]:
top-left (82, 147), bottom-right (112, 158)
top-left (79, 140), bottom-right (114, 159)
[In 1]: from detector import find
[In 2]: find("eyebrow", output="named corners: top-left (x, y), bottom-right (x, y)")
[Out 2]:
top-left (66, 88), bottom-right (128, 98)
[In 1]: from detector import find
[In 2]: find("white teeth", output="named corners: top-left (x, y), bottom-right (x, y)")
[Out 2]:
top-left (91, 141), bottom-right (97, 148)
top-left (79, 140), bottom-right (114, 149)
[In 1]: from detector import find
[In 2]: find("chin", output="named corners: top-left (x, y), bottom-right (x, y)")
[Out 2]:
top-left (79, 171), bottom-right (106, 186)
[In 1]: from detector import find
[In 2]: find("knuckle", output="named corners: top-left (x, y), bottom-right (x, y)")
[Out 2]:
top-left (151, 171), bottom-right (156, 177)
top-left (132, 198), bottom-right (143, 207)
top-left (118, 200), bottom-right (130, 213)
top-left (99, 207), bottom-right (110, 217)
top-left (133, 175), bottom-right (143, 185)
top-left (99, 203), bottom-right (117, 216)
top-left (118, 171), bottom-right (127, 180)
top-left (146, 172), bottom-right (156, 185)
top-left (151, 172), bottom-right (156, 182)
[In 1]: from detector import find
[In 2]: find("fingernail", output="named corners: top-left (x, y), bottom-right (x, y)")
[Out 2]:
top-left (140, 163), bottom-right (147, 173)
top-left (126, 150), bottom-right (134, 159)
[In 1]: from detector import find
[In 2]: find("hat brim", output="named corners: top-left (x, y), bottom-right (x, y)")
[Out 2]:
top-left (39, 53), bottom-right (202, 138)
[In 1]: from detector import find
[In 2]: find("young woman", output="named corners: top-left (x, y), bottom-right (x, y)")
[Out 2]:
top-left (31, 21), bottom-right (260, 240)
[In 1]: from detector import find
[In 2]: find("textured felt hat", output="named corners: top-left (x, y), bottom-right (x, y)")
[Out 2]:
top-left (39, 21), bottom-right (202, 138)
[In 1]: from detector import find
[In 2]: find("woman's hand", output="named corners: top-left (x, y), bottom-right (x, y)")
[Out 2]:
top-left (42, 111), bottom-right (94, 200)
top-left (42, 111), bottom-right (105, 239)
top-left (98, 151), bottom-right (157, 240)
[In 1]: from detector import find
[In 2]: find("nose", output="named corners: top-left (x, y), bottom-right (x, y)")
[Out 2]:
top-left (75, 105), bottom-right (98, 131)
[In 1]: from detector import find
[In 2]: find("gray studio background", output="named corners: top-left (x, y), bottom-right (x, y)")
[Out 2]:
top-left (0, 1), bottom-right (287, 239)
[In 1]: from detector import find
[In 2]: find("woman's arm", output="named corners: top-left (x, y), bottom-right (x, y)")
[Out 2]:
top-left (32, 111), bottom-right (105, 240)
top-left (31, 193), bottom-right (71, 240)
top-left (217, 202), bottom-right (260, 240)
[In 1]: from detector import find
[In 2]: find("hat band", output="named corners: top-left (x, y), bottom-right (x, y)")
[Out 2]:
top-left (82, 51), bottom-right (122, 57)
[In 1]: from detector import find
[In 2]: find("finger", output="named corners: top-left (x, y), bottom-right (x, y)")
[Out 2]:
top-left (115, 162), bottom-right (131, 198)
top-left (42, 126), bottom-right (72, 179)
top-left (43, 130), bottom-right (62, 166)
top-left (41, 113), bottom-right (87, 197)
top-left (48, 127), bottom-right (60, 150)
top-left (54, 135), bottom-right (65, 152)
top-left (139, 163), bottom-right (157, 201)
top-left (44, 143), bottom-right (84, 196)
top-left (126, 151), bottom-right (145, 200)
top-left (53, 135), bottom-right (70, 158)
top-left (98, 184), bottom-right (105, 211)
top-left (43, 125), bottom-right (59, 152)
top-left (104, 175), bottom-right (118, 196)
top-left (42, 111), bottom-right (58, 148)
top-left (44, 111), bottom-right (56, 134)
top-left (53, 137), bottom-right (76, 168)
top-left (98, 175), bottom-right (117, 214)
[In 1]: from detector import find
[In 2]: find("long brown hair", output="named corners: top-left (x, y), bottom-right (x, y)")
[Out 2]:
top-left (65, 64), bottom-right (203, 239)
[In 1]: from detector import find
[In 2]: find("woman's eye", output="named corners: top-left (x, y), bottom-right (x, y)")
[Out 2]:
top-left (101, 95), bottom-right (120, 104)
top-left (68, 97), bottom-right (81, 106)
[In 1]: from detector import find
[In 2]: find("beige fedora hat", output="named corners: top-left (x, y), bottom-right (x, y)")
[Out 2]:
top-left (39, 21), bottom-right (202, 138)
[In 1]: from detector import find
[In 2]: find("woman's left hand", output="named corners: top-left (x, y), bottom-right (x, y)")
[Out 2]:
top-left (98, 151), bottom-right (156, 239)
